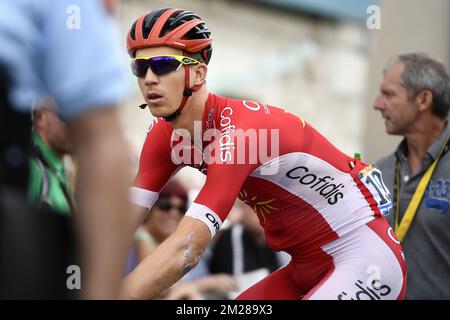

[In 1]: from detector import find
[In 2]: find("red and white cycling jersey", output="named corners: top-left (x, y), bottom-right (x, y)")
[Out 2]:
top-left (132, 93), bottom-right (389, 251)
top-left (131, 93), bottom-right (406, 299)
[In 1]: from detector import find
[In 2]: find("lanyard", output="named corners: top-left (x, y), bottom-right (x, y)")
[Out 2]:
top-left (394, 134), bottom-right (450, 242)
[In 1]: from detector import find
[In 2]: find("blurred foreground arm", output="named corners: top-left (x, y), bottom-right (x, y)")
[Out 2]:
top-left (69, 107), bottom-right (131, 299)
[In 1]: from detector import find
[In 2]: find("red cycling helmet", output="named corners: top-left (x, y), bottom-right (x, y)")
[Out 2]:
top-left (127, 8), bottom-right (212, 63)
top-left (127, 8), bottom-right (213, 121)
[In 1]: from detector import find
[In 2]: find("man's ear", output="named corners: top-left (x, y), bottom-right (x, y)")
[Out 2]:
top-left (416, 90), bottom-right (433, 112)
top-left (193, 64), bottom-right (207, 86)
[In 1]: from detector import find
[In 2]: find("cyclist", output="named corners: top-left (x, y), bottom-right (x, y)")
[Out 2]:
top-left (121, 8), bottom-right (406, 300)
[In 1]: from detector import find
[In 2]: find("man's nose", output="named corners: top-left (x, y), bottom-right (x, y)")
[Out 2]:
top-left (373, 95), bottom-right (385, 111)
top-left (143, 67), bottom-right (159, 85)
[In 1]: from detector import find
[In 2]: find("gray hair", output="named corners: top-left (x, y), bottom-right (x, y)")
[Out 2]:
top-left (384, 52), bottom-right (450, 119)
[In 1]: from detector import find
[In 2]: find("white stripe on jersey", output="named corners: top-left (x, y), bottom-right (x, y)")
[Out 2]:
top-left (250, 152), bottom-right (374, 236)
top-left (186, 203), bottom-right (223, 239)
top-left (130, 187), bottom-right (158, 209)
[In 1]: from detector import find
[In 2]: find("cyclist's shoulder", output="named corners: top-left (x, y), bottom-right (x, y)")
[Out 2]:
top-left (137, 117), bottom-right (173, 158)
top-left (223, 96), bottom-right (274, 113)
top-left (218, 97), bottom-right (281, 126)
top-left (145, 116), bottom-right (174, 136)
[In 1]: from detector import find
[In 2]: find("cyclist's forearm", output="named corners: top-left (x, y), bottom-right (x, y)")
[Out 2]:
top-left (120, 217), bottom-right (210, 299)
top-left (121, 235), bottom-right (192, 299)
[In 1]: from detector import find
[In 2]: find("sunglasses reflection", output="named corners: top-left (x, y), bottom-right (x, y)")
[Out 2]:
top-left (131, 55), bottom-right (200, 77)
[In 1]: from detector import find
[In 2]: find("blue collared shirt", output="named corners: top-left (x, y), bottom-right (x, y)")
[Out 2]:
top-left (0, 0), bottom-right (129, 119)
top-left (376, 122), bottom-right (450, 299)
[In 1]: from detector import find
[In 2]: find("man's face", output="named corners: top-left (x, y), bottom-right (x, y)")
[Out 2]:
top-left (135, 47), bottom-right (187, 118)
top-left (373, 62), bottom-right (419, 135)
top-left (35, 108), bottom-right (74, 156)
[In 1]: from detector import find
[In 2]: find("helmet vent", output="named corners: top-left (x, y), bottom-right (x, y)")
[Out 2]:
top-left (143, 8), bottom-right (170, 39)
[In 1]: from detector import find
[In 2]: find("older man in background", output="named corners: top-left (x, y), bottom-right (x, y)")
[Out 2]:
top-left (374, 52), bottom-right (450, 299)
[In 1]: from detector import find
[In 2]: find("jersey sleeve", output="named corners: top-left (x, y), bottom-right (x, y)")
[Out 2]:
top-left (186, 161), bottom-right (257, 238)
top-left (130, 118), bottom-right (182, 209)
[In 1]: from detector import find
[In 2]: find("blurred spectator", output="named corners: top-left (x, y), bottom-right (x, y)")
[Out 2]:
top-left (373, 53), bottom-right (450, 299)
top-left (208, 201), bottom-right (287, 299)
top-left (28, 97), bottom-right (75, 215)
top-left (134, 180), bottom-right (189, 262)
top-left (0, 0), bottom-right (131, 299)
top-left (131, 180), bottom-right (238, 299)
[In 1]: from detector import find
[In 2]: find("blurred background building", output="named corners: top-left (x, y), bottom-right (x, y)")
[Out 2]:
top-left (116, 0), bottom-right (450, 189)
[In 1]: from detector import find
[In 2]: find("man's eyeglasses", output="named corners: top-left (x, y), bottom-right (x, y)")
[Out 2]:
top-left (130, 55), bottom-right (200, 77)
top-left (155, 198), bottom-right (187, 215)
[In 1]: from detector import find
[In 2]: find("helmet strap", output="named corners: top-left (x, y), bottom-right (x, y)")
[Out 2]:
top-left (163, 65), bottom-right (202, 122)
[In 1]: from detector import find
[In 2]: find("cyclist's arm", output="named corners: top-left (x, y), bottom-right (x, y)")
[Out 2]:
top-left (120, 215), bottom-right (211, 299)
top-left (121, 107), bottom-right (262, 299)
top-left (128, 118), bottom-right (181, 233)
top-left (121, 160), bottom-right (257, 299)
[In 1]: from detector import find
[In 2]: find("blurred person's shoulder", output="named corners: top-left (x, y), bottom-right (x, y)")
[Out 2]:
top-left (0, 0), bottom-right (130, 118)
top-left (45, 0), bottom-right (130, 119)
top-left (375, 152), bottom-right (396, 177)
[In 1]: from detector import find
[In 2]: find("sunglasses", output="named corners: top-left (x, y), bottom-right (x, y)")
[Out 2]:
top-left (130, 55), bottom-right (200, 77)
top-left (155, 198), bottom-right (187, 215)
